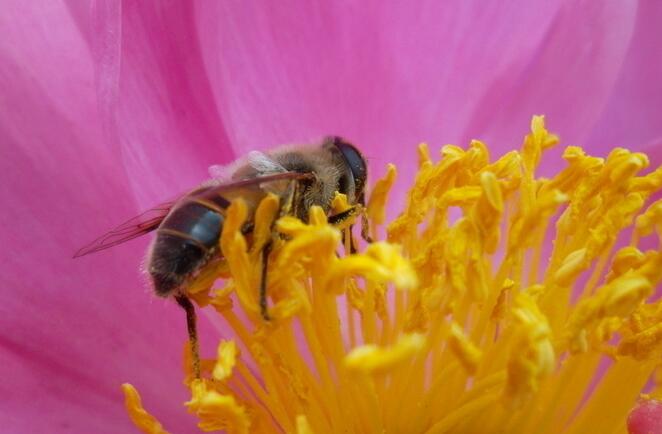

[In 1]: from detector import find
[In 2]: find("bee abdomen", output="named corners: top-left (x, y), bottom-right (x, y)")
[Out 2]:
top-left (149, 201), bottom-right (225, 296)
top-left (149, 234), bottom-right (208, 296)
top-left (161, 201), bottom-right (224, 248)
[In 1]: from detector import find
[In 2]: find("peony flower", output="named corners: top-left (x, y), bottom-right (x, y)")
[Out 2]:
top-left (2, 1), bottom-right (661, 433)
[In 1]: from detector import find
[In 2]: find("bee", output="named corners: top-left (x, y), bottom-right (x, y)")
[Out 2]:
top-left (75, 137), bottom-right (368, 377)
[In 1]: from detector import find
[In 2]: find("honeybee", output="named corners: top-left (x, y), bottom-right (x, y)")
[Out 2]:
top-left (75, 136), bottom-right (368, 377)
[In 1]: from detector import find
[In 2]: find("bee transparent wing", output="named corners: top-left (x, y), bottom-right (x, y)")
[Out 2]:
top-left (207, 151), bottom-right (287, 185)
top-left (74, 168), bottom-right (313, 258)
top-left (73, 201), bottom-right (176, 258)
top-left (246, 151), bottom-right (287, 175)
top-left (197, 171), bottom-right (315, 195)
top-left (207, 164), bottom-right (230, 183)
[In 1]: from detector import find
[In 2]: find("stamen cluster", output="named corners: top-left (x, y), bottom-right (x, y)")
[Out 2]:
top-left (125, 117), bottom-right (662, 434)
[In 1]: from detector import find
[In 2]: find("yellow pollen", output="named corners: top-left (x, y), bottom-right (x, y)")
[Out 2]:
top-left (121, 384), bottom-right (171, 434)
top-left (212, 340), bottom-right (237, 381)
top-left (122, 116), bottom-right (662, 434)
top-left (344, 333), bottom-right (425, 375)
top-left (186, 379), bottom-right (251, 433)
top-left (296, 415), bottom-right (315, 434)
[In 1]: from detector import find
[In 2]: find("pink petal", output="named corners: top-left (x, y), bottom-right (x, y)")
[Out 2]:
top-left (628, 399), bottom-right (662, 434)
top-left (194, 0), bottom-right (562, 208)
top-left (465, 1), bottom-right (638, 175)
top-left (641, 138), bottom-right (662, 175)
top-left (462, 0), bottom-right (641, 182)
top-left (92, 0), bottom-right (236, 207)
top-left (585, 2), bottom-right (662, 155)
top-left (195, 1), bottom-right (558, 147)
top-left (194, 1), bottom-right (637, 206)
top-left (0, 2), bottom-right (226, 431)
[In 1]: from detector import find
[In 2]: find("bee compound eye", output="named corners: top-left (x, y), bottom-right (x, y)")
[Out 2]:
top-left (328, 137), bottom-right (367, 195)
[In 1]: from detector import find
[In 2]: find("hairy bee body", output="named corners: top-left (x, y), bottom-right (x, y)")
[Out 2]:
top-left (147, 137), bottom-right (367, 297)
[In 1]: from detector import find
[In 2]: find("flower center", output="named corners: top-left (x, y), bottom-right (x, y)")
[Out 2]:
top-left (124, 116), bottom-right (662, 434)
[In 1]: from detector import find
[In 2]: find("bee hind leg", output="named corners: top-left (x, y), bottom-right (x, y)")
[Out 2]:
top-left (259, 241), bottom-right (273, 321)
top-left (175, 295), bottom-right (201, 379)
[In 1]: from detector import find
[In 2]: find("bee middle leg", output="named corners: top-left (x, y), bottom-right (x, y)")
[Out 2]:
top-left (259, 240), bottom-right (273, 321)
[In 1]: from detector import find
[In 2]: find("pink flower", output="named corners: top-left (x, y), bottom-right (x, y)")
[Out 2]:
top-left (2, 1), bottom-right (661, 432)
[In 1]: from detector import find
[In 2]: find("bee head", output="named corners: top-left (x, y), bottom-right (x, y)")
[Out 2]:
top-left (324, 136), bottom-right (367, 203)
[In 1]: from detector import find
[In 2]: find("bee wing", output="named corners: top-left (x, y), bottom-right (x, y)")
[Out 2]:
top-left (208, 151), bottom-right (287, 184)
top-left (73, 201), bottom-right (176, 258)
top-left (75, 171), bottom-right (313, 258)
top-left (246, 151), bottom-right (288, 175)
top-left (196, 170), bottom-right (315, 197)
top-left (207, 163), bottom-right (230, 182)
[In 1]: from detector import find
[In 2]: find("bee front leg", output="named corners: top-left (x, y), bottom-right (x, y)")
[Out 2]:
top-left (328, 205), bottom-right (373, 245)
top-left (360, 210), bottom-right (373, 243)
top-left (329, 207), bottom-right (361, 254)
top-left (175, 295), bottom-right (201, 379)
top-left (328, 206), bottom-right (359, 225)
top-left (259, 240), bottom-right (273, 321)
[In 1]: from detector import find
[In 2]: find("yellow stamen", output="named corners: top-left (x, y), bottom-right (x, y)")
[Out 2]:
top-left (448, 323), bottom-right (483, 375)
top-left (296, 415), bottom-right (315, 434)
top-left (186, 379), bottom-right (251, 433)
top-left (344, 333), bottom-right (425, 375)
top-left (366, 163), bottom-right (397, 226)
top-left (505, 293), bottom-right (554, 406)
top-left (121, 384), bottom-right (170, 434)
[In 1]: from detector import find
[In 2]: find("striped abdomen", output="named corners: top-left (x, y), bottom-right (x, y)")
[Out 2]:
top-left (148, 196), bottom-right (228, 297)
